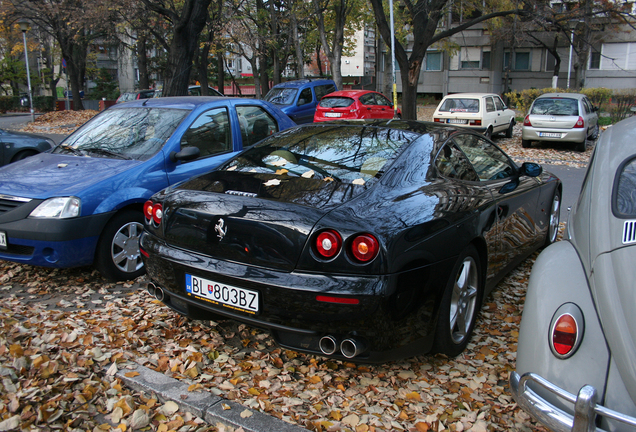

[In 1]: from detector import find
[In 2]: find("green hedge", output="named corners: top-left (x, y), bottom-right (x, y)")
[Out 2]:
top-left (0, 96), bottom-right (56, 113)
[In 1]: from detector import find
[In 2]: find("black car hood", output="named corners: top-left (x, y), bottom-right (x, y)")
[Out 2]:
top-left (160, 170), bottom-right (371, 272)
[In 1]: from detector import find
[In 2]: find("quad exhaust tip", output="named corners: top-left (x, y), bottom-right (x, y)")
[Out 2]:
top-left (319, 335), bottom-right (338, 356)
top-left (147, 282), bottom-right (165, 302)
top-left (340, 337), bottom-right (366, 359)
top-left (319, 335), bottom-right (368, 358)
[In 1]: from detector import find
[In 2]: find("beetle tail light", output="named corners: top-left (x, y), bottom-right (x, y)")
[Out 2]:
top-left (315, 230), bottom-right (342, 259)
top-left (573, 116), bottom-right (585, 128)
top-left (552, 313), bottom-right (578, 356)
top-left (351, 234), bottom-right (379, 263)
top-left (523, 115), bottom-right (532, 126)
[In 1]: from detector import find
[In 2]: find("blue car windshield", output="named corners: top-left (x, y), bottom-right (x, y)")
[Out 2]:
top-left (264, 88), bottom-right (297, 105)
top-left (53, 107), bottom-right (190, 160)
top-left (223, 125), bottom-right (418, 184)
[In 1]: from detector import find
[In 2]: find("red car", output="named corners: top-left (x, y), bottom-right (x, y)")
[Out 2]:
top-left (313, 90), bottom-right (401, 122)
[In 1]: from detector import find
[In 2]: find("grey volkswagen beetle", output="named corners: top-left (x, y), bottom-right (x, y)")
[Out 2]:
top-left (510, 116), bottom-right (636, 430)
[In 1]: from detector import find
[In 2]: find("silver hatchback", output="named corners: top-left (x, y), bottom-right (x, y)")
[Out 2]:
top-left (521, 93), bottom-right (599, 152)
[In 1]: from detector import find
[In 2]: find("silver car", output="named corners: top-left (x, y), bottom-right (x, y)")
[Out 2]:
top-left (511, 116), bottom-right (636, 431)
top-left (521, 93), bottom-right (599, 152)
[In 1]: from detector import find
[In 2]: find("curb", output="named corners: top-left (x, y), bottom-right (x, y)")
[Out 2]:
top-left (109, 362), bottom-right (309, 432)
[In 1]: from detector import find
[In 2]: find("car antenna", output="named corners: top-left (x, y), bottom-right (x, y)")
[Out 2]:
top-left (143, 99), bottom-right (149, 106)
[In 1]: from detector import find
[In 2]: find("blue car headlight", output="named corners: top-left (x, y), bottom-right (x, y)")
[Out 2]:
top-left (29, 197), bottom-right (81, 218)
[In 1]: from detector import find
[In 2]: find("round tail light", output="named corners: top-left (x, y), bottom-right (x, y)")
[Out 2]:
top-left (143, 200), bottom-right (154, 221)
top-left (549, 304), bottom-right (584, 359)
top-left (152, 203), bottom-right (163, 225)
top-left (315, 230), bottom-right (342, 259)
top-left (351, 234), bottom-right (379, 263)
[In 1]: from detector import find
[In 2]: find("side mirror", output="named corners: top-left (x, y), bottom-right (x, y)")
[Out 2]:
top-left (499, 178), bottom-right (520, 194)
top-left (592, 106), bottom-right (599, 112)
top-left (170, 146), bottom-right (200, 163)
top-left (520, 162), bottom-right (543, 177)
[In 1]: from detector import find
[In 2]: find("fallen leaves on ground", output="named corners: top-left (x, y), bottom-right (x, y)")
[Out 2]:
top-left (0, 225), bottom-right (564, 431)
top-left (20, 110), bottom-right (99, 134)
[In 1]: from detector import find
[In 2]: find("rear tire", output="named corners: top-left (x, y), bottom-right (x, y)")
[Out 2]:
top-left (574, 138), bottom-right (587, 152)
top-left (432, 245), bottom-right (483, 357)
top-left (521, 139), bottom-right (531, 148)
top-left (95, 210), bottom-right (145, 281)
top-left (505, 121), bottom-right (514, 138)
top-left (544, 189), bottom-right (561, 247)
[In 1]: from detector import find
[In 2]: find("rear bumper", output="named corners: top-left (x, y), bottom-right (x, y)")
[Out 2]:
top-left (510, 371), bottom-right (636, 431)
top-left (521, 127), bottom-right (587, 143)
top-left (140, 231), bottom-right (444, 362)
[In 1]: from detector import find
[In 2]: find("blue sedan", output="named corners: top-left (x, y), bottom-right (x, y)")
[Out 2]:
top-left (0, 97), bottom-right (296, 281)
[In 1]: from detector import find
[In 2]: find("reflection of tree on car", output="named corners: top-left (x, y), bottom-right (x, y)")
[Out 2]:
top-left (140, 121), bottom-right (562, 362)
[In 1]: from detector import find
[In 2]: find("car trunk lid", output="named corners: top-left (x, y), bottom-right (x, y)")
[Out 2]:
top-left (528, 114), bottom-right (581, 130)
top-left (160, 170), bottom-right (369, 272)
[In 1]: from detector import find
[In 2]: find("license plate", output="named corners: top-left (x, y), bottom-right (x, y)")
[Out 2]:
top-left (324, 112), bottom-right (341, 118)
top-left (447, 119), bottom-right (467, 124)
top-left (0, 231), bottom-right (6, 250)
top-left (539, 132), bottom-right (562, 138)
top-left (185, 274), bottom-right (259, 314)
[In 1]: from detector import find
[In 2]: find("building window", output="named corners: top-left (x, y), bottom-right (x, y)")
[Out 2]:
top-left (426, 52), bottom-right (442, 71)
top-left (504, 52), bottom-right (531, 71)
top-left (460, 47), bottom-right (481, 69)
top-left (589, 50), bottom-right (601, 69)
top-left (482, 51), bottom-right (491, 70)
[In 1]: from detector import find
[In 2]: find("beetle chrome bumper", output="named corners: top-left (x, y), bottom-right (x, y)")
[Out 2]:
top-left (510, 371), bottom-right (636, 431)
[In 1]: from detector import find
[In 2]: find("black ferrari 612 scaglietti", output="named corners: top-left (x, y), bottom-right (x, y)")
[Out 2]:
top-left (140, 120), bottom-right (561, 363)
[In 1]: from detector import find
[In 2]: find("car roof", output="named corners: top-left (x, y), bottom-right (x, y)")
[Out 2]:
top-left (322, 90), bottom-right (375, 98)
top-left (442, 93), bottom-right (500, 99)
top-left (113, 96), bottom-right (243, 110)
top-left (272, 79), bottom-right (335, 89)
top-left (536, 93), bottom-right (587, 100)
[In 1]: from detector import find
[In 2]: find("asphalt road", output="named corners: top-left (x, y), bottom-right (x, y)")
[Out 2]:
top-left (543, 164), bottom-right (586, 221)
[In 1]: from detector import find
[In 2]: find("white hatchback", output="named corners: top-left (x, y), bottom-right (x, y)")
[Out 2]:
top-left (521, 93), bottom-right (599, 152)
top-left (432, 93), bottom-right (516, 139)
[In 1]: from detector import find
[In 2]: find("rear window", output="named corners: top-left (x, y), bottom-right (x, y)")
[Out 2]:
top-left (439, 98), bottom-right (480, 113)
top-left (223, 126), bottom-right (419, 184)
top-left (319, 97), bottom-right (354, 108)
top-left (264, 88), bottom-right (297, 105)
top-left (614, 157), bottom-right (636, 217)
top-left (530, 98), bottom-right (579, 116)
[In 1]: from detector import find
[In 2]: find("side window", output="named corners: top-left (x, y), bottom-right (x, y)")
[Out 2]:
top-left (494, 96), bottom-right (504, 111)
top-left (485, 97), bottom-right (496, 112)
top-left (582, 98), bottom-right (591, 114)
top-left (297, 88), bottom-right (313, 106)
top-left (181, 107), bottom-right (231, 159)
top-left (374, 94), bottom-right (392, 106)
top-left (315, 85), bottom-right (334, 100)
top-left (435, 143), bottom-right (479, 181)
top-left (359, 94), bottom-right (376, 105)
top-left (614, 157), bottom-right (636, 217)
top-left (453, 134), bottom-right (514, 181)
top-left (236, 106), bottom-right (279, 146)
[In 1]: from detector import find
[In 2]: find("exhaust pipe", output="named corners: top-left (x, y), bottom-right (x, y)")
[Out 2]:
top-left (153, 284), bottom-right (165, 302)
top-left (340, 337), bottom-right (367, 359)
top-left (146, 282), bottom-right (156, 297)
top-left (319, 335), bottom-right (338, 355)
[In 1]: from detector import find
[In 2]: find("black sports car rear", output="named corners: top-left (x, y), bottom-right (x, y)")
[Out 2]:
top-left (140, 120), bottom-right (561, 362)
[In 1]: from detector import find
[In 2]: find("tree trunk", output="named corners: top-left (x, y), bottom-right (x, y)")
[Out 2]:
top-left (259, 52), bottom-right (269, 99)
top-left (198, 43), bottom-right (211, 95)
top-left (162, 0), bottom-right (213, 96)
top-left (291, 14), bottom-right (303, 79)
top-left (217, 50), bottom-right (225, 94)
top-left (137, 35), bottom-right (150, 89)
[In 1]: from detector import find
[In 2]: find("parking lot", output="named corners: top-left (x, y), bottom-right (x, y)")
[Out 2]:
top-left (0, 113), bottom-right (593, 431)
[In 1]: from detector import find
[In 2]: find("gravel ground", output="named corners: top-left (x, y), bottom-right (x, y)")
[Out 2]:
top-left (0, 108), bottom-right (588, 431)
